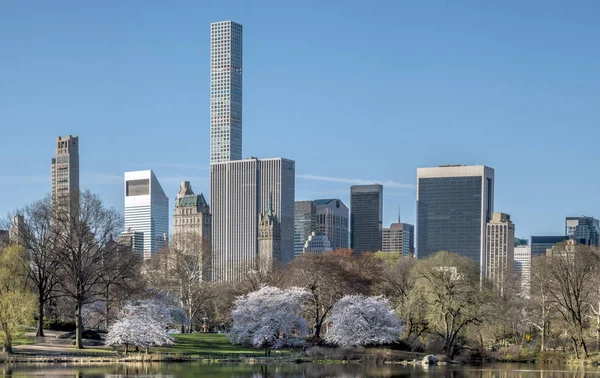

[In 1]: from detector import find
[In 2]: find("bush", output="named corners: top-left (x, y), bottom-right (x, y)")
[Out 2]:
top-left (45, 320), bottom-right (76, 332)
top-left (59, 329), bottom-right (103, 340)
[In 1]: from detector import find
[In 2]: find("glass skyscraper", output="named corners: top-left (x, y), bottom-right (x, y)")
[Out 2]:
top-left (210, 21), bottom-right (243, 164)
top-left (416, 165), bottom-right (494, 273)
top-left (530, 235), bottom-right (569, 257)
top-left (565, 216), bottom-right (600, 247)
top-left (350, 185), bottom-right (383, 254)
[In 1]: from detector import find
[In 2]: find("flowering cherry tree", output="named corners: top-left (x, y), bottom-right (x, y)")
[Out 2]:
top-left (325, 295), bottom-right (402, 347)
top-left (106, 299), bottom-right (177, 354)
top-left (229, 286), bottom-right (309, 349)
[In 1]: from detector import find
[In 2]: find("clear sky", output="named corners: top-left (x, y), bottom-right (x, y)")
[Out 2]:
top-left (1, 1), bottom-right (599, 240)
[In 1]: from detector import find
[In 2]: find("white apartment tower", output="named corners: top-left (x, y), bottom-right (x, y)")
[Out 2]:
top-left (514, 246), bottom-right (531, 297)
top-left (124, 170), bottom-right (169, 260)
top-left (210, 21), bottom-right (243, 164)
top-left (211, 158), bottom-right (295, 282)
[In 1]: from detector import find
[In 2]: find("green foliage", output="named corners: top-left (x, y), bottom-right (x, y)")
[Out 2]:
top-left (0, 246), bottom-right (36, 353)
top-left (371, 251), bottom-right (403, 264)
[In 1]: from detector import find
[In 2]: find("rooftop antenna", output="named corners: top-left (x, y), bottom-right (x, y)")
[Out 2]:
top-left (397, 204), bottom-right (401, 223)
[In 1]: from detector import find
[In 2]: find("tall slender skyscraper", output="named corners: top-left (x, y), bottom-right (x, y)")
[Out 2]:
top-left (417, 165), bottom-right (494, 273)
top-left (51, 135), bottom-right (79, 210)
top-left (124, 170), bottom-right (169, 260)
top-left (350, 184), bottom-right (383, 254)
top-left (210, 21), bottom-right (243, 164)
top-left (209, 21), bottom-right (295, 282)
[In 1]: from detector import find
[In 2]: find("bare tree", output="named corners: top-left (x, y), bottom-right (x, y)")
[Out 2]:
top-left (286, 250), bottom-right (372, 341)
top-left (14, 196), bottom-right (61, 337)
top-left (238, 263), bottom-right (285, 294)
top-left (545, 242), bottom-right (599, 359)
top-left (528, 255), bottom-right (556, 352)
top-left (146, 232), bottom-right (213, 333)
top-left (52, 190), bottom-right (123, 349)
top-left (413, 251), bottom-right (487, 357)
top-left (98, 239), bottom-right (145, 330)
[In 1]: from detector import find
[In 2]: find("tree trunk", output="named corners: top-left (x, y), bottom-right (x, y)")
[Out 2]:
top-left (75, 302), bottom-right (84, 349)
top-left (582, 337), bottom-right (589, 358)
top-left (314, 321), bottom-right (322, 340)
top-left (36, 300), bottom-right (45, 338)
top-left (105, 286), bottom-right (110, 331)
top-left (540, 323), bottom-right (545, 352)
top-left (2, 323), bottom-right (12, 354)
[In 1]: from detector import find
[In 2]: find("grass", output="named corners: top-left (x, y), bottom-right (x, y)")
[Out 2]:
top-left (12, 334), bottom-right (35, 346)
top-left (156, 333), bottom-right (292, 357)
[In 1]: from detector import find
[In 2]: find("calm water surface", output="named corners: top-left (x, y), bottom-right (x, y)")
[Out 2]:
top-left (0, 363), bottom-right (599, 377)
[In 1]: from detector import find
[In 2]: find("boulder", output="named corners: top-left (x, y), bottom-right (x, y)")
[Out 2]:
top-left (421, 354), bottom-right (437, 365)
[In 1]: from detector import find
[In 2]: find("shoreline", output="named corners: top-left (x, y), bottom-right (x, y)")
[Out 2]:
top-left (1, 354), bottom-right (598, 366)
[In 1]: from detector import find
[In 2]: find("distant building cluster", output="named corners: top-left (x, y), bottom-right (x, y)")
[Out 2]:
top-left (25, 20), bottom-right (596, 295)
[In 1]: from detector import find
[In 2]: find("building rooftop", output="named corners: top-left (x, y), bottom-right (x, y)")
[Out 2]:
top-left (176, 193), bottom-right (209, 209)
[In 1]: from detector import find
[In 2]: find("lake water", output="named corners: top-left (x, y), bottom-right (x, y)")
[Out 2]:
top-left (1, 363), bottom-right (599, 377)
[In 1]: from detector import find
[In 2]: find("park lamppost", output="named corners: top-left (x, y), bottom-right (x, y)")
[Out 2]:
top-left (202, 316), bottom-right (208, 333)
top-left (264, 335), bottom-right (268, 357)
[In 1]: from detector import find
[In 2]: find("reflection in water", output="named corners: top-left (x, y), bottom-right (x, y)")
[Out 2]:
top-left (0, 363), bottom-right (599, 377)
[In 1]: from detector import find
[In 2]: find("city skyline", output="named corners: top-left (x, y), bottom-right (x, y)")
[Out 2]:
top-left (2, 2), bottom-right (600, 240)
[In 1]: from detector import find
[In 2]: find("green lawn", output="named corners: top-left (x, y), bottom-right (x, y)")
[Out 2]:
top-left (12, 334), bottom-right (35, 346)
top-left (156, 333), bottom-right (293, 357)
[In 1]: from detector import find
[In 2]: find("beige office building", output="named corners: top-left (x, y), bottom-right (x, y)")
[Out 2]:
top-left (51, 135), bottom-right (79, 210)
top-left (485, 212), bottom-right (515, 291)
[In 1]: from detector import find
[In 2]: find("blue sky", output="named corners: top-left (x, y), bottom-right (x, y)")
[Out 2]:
top-left (1, 1), bottom-right (599, 239)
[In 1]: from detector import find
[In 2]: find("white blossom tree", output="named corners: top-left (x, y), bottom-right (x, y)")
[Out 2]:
top-left (325, 295), bottom-right (402, 347)
top-left (229, 286), bottom-right (309, 349)
top-left (106, 299), bottom-right (177, 354)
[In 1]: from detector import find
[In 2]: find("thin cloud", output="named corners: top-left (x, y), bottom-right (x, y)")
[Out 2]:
top-left (81, 172), bottom-right (122, 185)
top-left (0, 175), bottom-right (48, 184)
top-left (297, 174), bottom-right (414, 189)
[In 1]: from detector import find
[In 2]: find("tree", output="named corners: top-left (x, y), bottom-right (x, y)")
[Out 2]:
top-left (478, 269), bottom-right (526, 349)
top-left (528, 255), bottom-right (556, 352)
top-left (15, 197), bottom-right (61, 337)
top-left (145, 233), bottom-right (213, 333)
top-left (0, 246), bottom-right (36, 353)
top-left (106, 299), bottom-right (175, 354)
top-left (229, 286), bottom-right (309, 349)
top-left (545, 242), bottom-right (599, 359)
top-left (286, 250), bottom-right (372, 341)
top-left (52, 190), bottom-right (123, 349)
top-left (371, 256), bottom-right (428, 349)
top-left (413, 251), bottom-right (487, 357)
top-left (99, 239), bottom-right (145, 330)
top-left (325, 295), bottom-right (402, 347)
